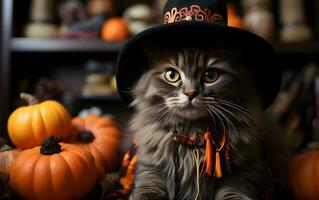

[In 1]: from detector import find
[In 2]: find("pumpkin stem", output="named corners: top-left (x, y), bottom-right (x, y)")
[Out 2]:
top-left (77, 131), bottom-right (95, 143)
top-left (20, 93), bottom-right (39, 105)
top-left (40, 136), bottom-right (63, 155)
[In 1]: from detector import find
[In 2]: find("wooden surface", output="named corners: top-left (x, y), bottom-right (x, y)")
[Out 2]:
top-left (11, 38), bottom-right (125, 53)
top-left (10, 37), bottom-right (319, 55)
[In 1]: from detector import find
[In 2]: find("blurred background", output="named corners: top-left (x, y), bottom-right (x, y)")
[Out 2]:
top-left (1, 0), bottom-right (319, 158)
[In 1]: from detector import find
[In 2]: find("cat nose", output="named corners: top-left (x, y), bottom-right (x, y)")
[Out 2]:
top-left (184, 91), bottom-right (198, 101)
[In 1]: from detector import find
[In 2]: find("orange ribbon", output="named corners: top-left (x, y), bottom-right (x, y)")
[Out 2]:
top-left (201, 130), bottom-right (226, 178)
top-left (202, 131), bottom-right (213, 176)
top-left (215, 131), bottom-right (226, 178)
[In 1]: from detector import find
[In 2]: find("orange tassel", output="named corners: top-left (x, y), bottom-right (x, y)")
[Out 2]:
top-left (215, 131), bottom-right (226, 178)
top-left (202, 131), bottom-right (213, 176)
top-left (215, 151), bottom-right (222, 178)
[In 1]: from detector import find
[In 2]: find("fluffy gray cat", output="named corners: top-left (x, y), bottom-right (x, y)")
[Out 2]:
top-left (128, 47), bottom-right (287, 200)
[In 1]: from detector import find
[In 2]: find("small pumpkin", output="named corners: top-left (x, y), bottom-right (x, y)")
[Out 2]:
top-left (0, 146), bottom-right (20, 199)
top-left (0, 147), bottom-right (20, 180)
top-left (69, 114), bottom-right (121, 179)
top-left (10, 136), bottom-right (96, 200)
top-left (101, 17), bottom-right (130, 41)
top-left (288, 150), bottom-right (319, 200)
top-left (7, 93), bottom-right (72, 149)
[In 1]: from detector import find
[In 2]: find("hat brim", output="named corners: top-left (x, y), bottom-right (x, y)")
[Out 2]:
top-left (116, 21), bottom-right (282, 109)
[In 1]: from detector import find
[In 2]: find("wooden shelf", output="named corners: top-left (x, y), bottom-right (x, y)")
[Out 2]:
top-left (11, 38), bottom-right (126, 53)
top-left (78, 94), bottom-right (122, 102)
top-left (273, 41), bottom-right (319, 54)
top-left (10, 38), bottom-right (319, 55)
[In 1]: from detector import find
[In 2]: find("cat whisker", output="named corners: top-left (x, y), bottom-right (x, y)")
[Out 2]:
top-left (138, 102), bottom-right (167, 114)
top-left (212, 98), bottom-right (253, 116)
top-left (167, 97), bottom-right (181, 101)
top-left (213, 104), bottom-right (245, 129)
top-left (208, 105), bottom-right (237, 136)
top-left (200, 97), bottom-right (259, 127)
top-left (206, 106), bottom-right (226, 133)
top-left (207, 106), bottom-right (240, 143)
top-left (209, 106), bottom-right (228, 133)
top-left (162, 108), bottom-right (178, 129)
top-left (149, 105), bottom-right (169, 122)
top-left (217, 101), bottom-right (259, 127)
top-left (205, 107), bottom-right (217, 129)
top-left (153, 106), bottom-right (172, 125)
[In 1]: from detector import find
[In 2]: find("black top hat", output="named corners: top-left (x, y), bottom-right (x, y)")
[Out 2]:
top-left (116, 0), bottom-right (281, 109)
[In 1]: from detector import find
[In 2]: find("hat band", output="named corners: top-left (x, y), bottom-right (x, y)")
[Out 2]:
top-left (163, 5), bottom-right (224, 24)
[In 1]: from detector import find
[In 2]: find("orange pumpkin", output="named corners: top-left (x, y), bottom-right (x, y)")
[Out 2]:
top-left (0, 148), bottom-right (20, 180)
top-left (7, 93), bottom-right (71, 149)
top-left (101, 17), bottom-right (130, 41)
top-left (288, 150), bottom-right (319, 200)
top-left (227, 2), bottom-right (243, 28)
top-left (10, 136), bottom-right (96, 200)
top-left (69, 114), bottom-right (121, 179)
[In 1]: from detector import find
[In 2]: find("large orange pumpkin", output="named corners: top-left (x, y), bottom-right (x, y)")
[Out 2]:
top-left (70, 114), bottom-right (121, 179)
top-left (288, 150), bottom-right (319, 200)
top-left (10, 136), bottom-right (96, 200)
top-left (101, 17), bottom-right (130, 41)
top-left (7, 93), bottom-right (71, 149)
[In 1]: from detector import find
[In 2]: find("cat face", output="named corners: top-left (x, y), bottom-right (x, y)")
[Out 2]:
top-left (132, 48), bottom-right (261, 128)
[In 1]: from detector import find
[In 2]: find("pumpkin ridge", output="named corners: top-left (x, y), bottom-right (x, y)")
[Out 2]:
top-left (62, 145), bottom-right (97, 198)
top-left (62, 148), bottom-right (91, 172)
top-left (65, 145), bottom-right (93, 170)
top-left (32, 154), bottom-right (42, 200)
top-left (33, 108), bottom-right (47, 145)
top-left (90, 141), bottom-right (118, 171)
top-left (88, 143), bottom-right (104, 160)
top-left (58, 152), bottom-right (80, 199)
top-left (41, 103), bottom-right (58, 135)
top-left (93, 139), bottom-right (119, 157)
top-left (88, 144), bottom-right (106, 176)
top-left (39, 105), bottom-right (51, 143)
top-left (24, 108), bottom-right (38, 148)
top-left (7, 109), bottom-right (23, 145)
top-left (50, 102), bottom-right (71, 135)
top-left (16, 153), bottom-right (37, 200)
top-left (33, 156), bottom-right (54, 200)
top-left (47, 157), bottom-right (57, 200)
top-left (40, 103), bottom-right (62, 137)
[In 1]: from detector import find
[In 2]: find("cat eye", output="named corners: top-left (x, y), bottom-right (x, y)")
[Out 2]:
top-left (164, 68), bottom-right (181, 83)
top-left (202, 69), bottom-right (219, 83)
